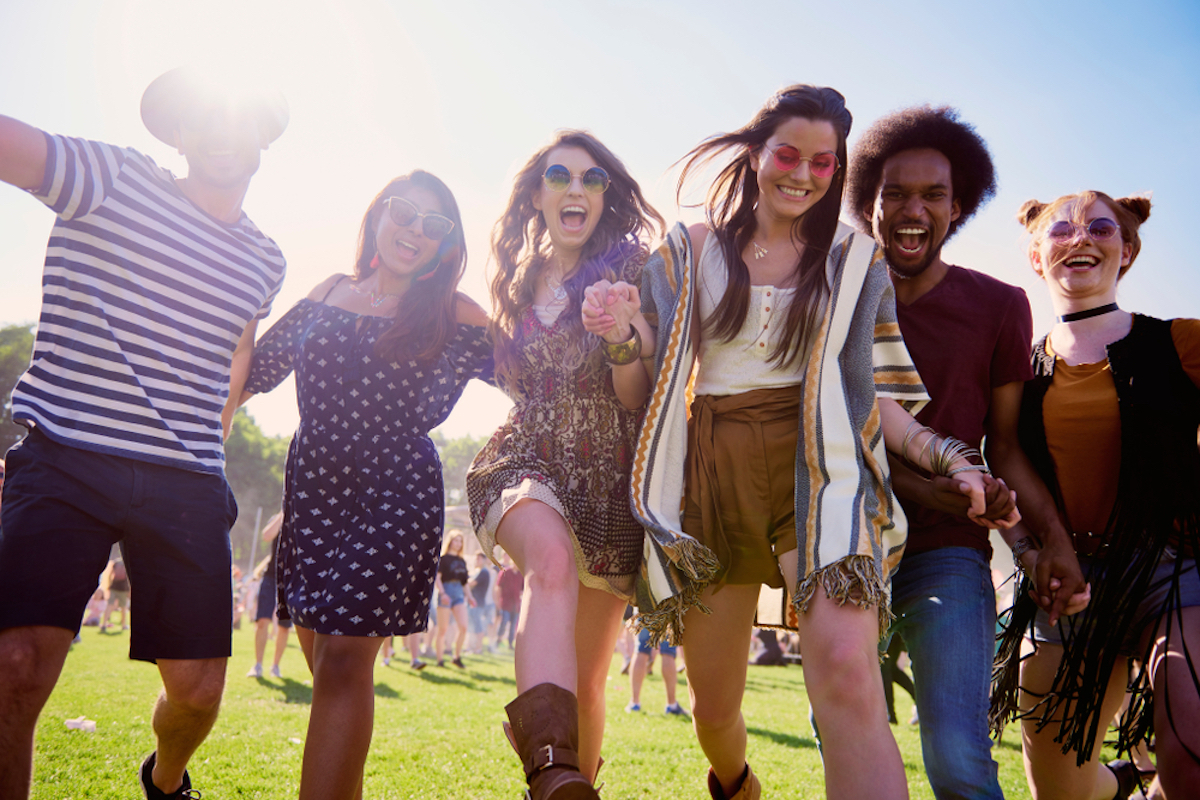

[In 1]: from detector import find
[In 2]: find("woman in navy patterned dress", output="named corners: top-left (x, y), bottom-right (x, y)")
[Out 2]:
top-left (228, 171), bottom-right (491, 800)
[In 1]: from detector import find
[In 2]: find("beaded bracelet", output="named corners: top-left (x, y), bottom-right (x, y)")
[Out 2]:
top-left (601, 327), bottom-right (642, 366)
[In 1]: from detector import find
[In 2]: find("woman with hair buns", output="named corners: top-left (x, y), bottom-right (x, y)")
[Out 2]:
top-left (465, 129), bottom-right (663, 799)
top-left (229, 170), bottom-right (492, 800)
top-left (992, 191), bottom-right (1200, 800)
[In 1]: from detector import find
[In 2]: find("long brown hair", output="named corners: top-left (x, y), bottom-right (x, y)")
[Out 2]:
top-left (354, 171), bottom-right (468, 362)
top-left (489, 130), bottom-right (663, 388)
top-left (676, 85), bottom-right (852, 369)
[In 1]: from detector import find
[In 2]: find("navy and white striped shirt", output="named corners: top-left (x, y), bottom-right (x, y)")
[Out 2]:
top-left (11, 133), bottom-right (286, 474)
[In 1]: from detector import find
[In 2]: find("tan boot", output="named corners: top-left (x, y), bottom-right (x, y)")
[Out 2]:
top-left (505, 683), bottom-right (600, 800)
top-left (707, 764), bottom-right (761, 800)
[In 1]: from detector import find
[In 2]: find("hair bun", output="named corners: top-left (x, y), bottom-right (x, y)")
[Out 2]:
top-left (1116, 195), bottom-right (1152, 224)
top-left (1017, 199), bottom-right (1046, 230)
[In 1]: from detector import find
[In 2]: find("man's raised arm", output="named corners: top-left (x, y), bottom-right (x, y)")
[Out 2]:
top-left (0, 116), bottom-right (48, 191)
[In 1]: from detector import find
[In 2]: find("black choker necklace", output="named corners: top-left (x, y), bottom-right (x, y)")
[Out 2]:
top-left (1057, 302), bottom-right (1120, 323)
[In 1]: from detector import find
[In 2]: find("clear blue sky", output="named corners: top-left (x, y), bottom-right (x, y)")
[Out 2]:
top-left (2, 0), bottom-right (1197, 438)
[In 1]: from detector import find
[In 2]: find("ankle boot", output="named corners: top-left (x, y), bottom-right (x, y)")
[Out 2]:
top-left (505, 683), bottom-right (599, 800)
top-left (707, 764), bottom-right (761, 800)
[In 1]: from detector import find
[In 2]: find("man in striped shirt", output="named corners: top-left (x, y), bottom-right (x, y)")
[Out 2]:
top-left (0, 67), bottom-right (287, 800)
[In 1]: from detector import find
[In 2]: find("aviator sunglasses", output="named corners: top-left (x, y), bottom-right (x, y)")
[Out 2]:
top-left (542, 164), bottom-right (611, 195)
top-left (1045, 217), bottom-right (1120, 244)
top-left (383, 196), bottom-right (455, 240)
top-left (765, 144), bottom-right (841, 178)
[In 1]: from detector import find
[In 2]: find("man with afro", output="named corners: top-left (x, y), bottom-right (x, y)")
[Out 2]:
top-left (846, 106), bottom-right (1085, 799)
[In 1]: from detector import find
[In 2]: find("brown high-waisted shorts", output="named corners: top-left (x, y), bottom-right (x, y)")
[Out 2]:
top-left (682, 386), bottom-right (800, 588)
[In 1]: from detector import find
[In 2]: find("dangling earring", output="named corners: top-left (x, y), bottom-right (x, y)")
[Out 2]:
top-left (369, 254), bottom-right (381, 270)
top-left (416, 265), bottom-right (438, 282)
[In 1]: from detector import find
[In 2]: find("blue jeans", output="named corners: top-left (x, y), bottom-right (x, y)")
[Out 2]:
top-left (888, 547), bottom-right (1004, 800)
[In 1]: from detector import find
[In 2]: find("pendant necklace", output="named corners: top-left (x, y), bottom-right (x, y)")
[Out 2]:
top-left (752, 241), bottom-right (769, 260)
top-left (349, 281), bottom-right (401, 309)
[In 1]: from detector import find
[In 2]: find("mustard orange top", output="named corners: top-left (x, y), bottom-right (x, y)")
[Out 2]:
top-left (1044, 319), bottom-right (1200, 536)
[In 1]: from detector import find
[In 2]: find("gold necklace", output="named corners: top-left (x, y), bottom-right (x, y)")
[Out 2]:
top-left (751, 241), bottom-right (769, 260)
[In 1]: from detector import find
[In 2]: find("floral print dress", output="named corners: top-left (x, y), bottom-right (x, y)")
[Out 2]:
top-left (466, 260), bottom-right (645, 599)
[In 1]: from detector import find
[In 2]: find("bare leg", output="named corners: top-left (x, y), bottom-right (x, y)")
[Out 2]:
top-left (1148, 606), bottom-right (1200, 799)
top-left (574, 585), bottom-right (626, 780)
top-left (497, 499), bottom-right (581, 694)
top-left (151, 657), bottom-right (227, 794)
top-left (272, 624), bottom-right (290, 670)
top-left (297, 634), bottom-right (384, 800)
top-left (434, 604), bottom-right (450, 663)
top-left (0, 626), bottom-right (74, 799)
top-left (1019, 641), bottom-right (1127, 800)
top-left (661, 653), bottom-right (679, 707)
top-left (629, 652), bottom-right (650, 707)
top-left (405, 634), bottom-right (422, 665)
top-left (782, 549), bottom-right (907, 800)
top-left (253, 618), bottom-right (269, 666)
top-left (680, 582), bottom-right (760, 796)
top-left (296, 625), bottom-right (316, 673)
top-left (452, 603), bottom-right (469, 660)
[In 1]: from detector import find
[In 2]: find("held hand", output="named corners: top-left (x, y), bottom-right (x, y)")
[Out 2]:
top-left (582, 282), bottom-right (615, 337)
top-left (1028, 536), bottom-right (1088, 625)
top-left (969, 476), bottom-right (1020, 529)
top-left (957, 469), bottom-right (990, 523)
top-left (582, 279), bottom-right (641, 343)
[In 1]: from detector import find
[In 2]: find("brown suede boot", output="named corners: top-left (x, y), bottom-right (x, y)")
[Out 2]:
top-left (505, 683), bottom-right (600, 800)
top-left (707, 764), bottom-right (761, 800)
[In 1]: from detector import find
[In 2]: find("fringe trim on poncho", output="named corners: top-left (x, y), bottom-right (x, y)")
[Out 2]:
top-left (794, 554), bottom-right (895, 638)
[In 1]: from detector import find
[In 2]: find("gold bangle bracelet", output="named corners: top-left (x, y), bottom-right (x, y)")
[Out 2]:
top-left (601, 327), bottom-right (641, 366)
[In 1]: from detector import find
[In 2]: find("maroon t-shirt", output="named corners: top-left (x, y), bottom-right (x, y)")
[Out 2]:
top-left (497, 566), bottom-right (524, 613)
top-left (894, 265), bottom-right (1034, 555)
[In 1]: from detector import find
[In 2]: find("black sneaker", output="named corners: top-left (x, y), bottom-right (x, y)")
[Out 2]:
top-left (140, 752), bottom-right (201, 799)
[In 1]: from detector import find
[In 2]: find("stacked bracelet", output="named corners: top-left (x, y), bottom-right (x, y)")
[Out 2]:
top-left (601, 327), bottom-right (642, 366)
top-left (901, 422), bottom-right (987, 478)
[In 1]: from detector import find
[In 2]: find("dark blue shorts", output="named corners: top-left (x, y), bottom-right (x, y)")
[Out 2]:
top-left (0, 428), bottom-right (238, 661)
top-left (255, 574), bottom-right (293, 628)
top-left (637, 627), bottom-right (677, 657)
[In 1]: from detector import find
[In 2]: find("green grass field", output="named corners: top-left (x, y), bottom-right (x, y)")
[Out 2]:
top-left (32, 624), bottom-right (1036, 799)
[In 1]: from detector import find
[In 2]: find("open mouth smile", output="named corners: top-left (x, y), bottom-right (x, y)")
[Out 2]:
top-left (892, 225), bottom-right (929, 255)
top-left (560, 205), bottom-right (588, 233)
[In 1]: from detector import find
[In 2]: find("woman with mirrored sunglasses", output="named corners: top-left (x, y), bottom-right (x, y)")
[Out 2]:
top-left (629, 85), bottom-right (997, 800)
top-left (991, 191), bottom-right (1200, 800)
top-left (465, 130), bottom-right (663, 799)
top-left (225, 171), bottom-right (493, 800)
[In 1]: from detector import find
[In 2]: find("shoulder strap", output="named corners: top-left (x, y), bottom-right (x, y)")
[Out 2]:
top-left (321, 275), bottom-right (350, 303)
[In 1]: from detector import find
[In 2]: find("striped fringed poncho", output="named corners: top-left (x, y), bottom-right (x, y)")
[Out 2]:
top-left (630, 222), bottom-right (928, 644)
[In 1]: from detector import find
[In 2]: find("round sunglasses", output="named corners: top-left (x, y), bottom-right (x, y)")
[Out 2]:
top-left (765, 144), bottom-right (840, 179)
top-left (383, 196), bottom-right (455, 241)
top-left (542, 164), bottom-right (611, 195)
top-left (1046, 217), bottom-right (1120, 244)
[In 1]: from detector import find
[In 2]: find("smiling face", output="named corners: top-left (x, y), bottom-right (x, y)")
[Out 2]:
top-left (1030, 198), bottom-right (1132, 305)
top-left (373, 184), bottom-right (445, 286)
top-left (175, 99), bottom-right (264, 190)
top-left (532, 146), bottom-right (605, 266)
top-left (749, 116), bottom-right (839, 226)
top-left (870, 148), bottom-right (961, 279)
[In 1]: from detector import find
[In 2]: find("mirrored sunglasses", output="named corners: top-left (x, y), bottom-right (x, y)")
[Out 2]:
top-left (542, 164), bottom-right (611, 194)
top-left (767, 145), bottom-right (840, 179)
top-left (1046, 217), bottom-right (1120, 244)
top-left (384, 196), bottom-right (455, 241)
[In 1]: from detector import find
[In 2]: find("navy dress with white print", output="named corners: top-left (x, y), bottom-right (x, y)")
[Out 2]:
top-left (245, 298), bottom-right (493, 636)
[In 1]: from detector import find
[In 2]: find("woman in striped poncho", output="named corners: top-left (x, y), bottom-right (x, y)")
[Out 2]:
top-left (623, 85), bottom-right (996, 800)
